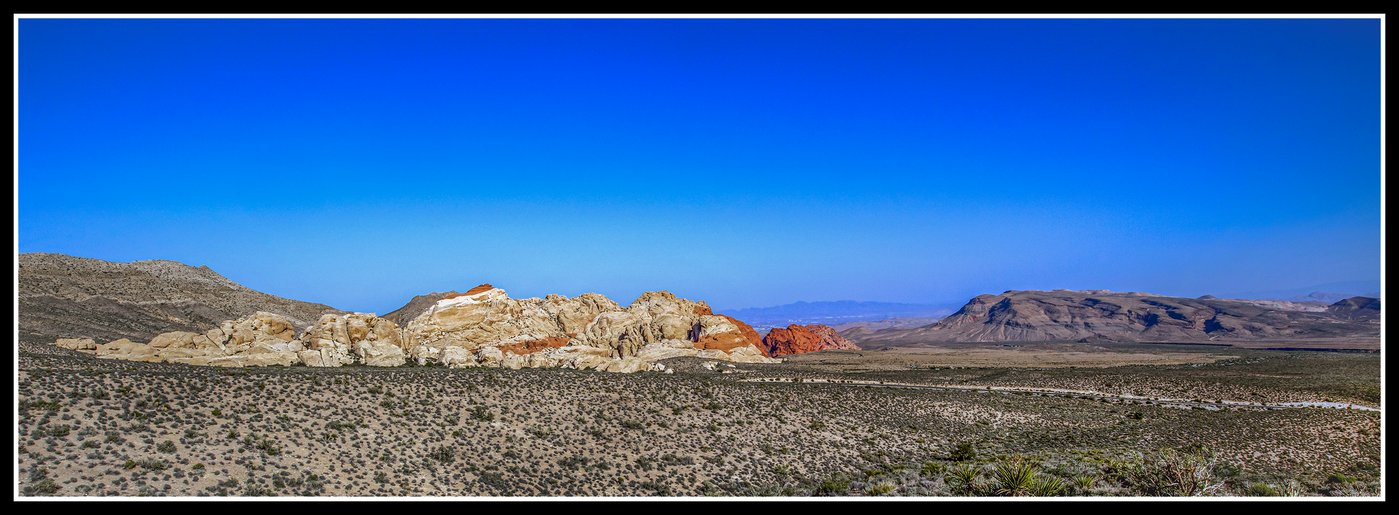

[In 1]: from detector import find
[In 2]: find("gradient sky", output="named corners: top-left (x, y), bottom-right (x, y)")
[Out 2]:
top-left (16, 16), bottom-right (1383, 314)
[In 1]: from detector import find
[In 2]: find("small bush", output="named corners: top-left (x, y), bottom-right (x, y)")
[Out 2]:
top-left (430, 445), bottom-right (455, 463)
top-left (865, 480), bottom-right (896, 496)
top-left (157, 440), bottom-right (177, 453)
top-left (1103, 448), bottom-right (1224, 497)
top-left (471, 406), bottom-right (494, 422)
top-left (814, 473), bottom-right (850, 496)
top-left (950, 443), bottom-right (977, 462)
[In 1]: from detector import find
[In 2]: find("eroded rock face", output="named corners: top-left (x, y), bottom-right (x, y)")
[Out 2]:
top-left (299, 313), bottom-right (405, 367)
top-left (402, 286), bottom-right (777, 369)
top-left (762, 324), bottom-right (859, 356)
top-left (717, 314), bottom-right (768, 357)
top-left (56, 285), bottom-right (778, 372)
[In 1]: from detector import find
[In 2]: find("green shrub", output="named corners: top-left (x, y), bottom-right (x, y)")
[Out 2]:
top-left (814, 473), bottom-right (850, 496)
top-left (22, 479), bottom-right (60, 496)
top-left (865, 480), bottom-right (896, 496)
top-left (1104, 448), bottom-right (1224, 497)
top-left (950, 443), bottom-right (976, 462)
top-left (429, 445), bottom-right (455, 463)
top-left (157, 440), bottom-right (176, 453)
top-left (1248, 483), bottom-right (1279, 497)
top-left (471, 406), bottom-right (494, 422)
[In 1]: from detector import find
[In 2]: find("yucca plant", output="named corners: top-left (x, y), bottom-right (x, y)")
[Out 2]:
top-left (1072, 473), bottom-right (1097, 492)
top-left (947, 463), bottom-right (984, 495)
top-left (991, 459), bottom-right (1041, 497)
top-left (1030, 475), bottom-right (1066, 497)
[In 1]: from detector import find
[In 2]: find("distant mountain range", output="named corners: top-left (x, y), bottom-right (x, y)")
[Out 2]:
top-left (1216, 280), bottom-right (1380, 301)
top-left (720, 300), bottom-right (959, 331)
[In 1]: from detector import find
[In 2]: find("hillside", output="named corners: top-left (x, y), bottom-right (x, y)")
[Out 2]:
top-left (18, 253), bottom-right (345, 342)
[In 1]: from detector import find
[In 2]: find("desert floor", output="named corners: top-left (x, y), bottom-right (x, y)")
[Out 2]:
top-left (16, 334), bottom-right (1381, 498)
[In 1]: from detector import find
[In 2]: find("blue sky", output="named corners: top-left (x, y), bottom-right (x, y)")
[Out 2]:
top-left (17, 17), bottom-right (1382, 314)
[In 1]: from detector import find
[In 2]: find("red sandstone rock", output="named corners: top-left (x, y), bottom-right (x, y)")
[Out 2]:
top-left (717, 314), bottom-right (769, 357)
top-left (443, 284), bottom-right (495, 300)
top-left (762, 324), bottom-right (859, 357)
top-left (695, 331), bottom-right (753, 353)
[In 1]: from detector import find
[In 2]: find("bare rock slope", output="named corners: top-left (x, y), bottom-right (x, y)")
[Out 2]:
top-left (18, 253), bottom-right (345, 342)
top-left (848, 289), bottom-right (1381, 345)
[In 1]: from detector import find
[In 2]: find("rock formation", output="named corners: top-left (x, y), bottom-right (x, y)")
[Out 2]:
top-left (845, 289), bottom-right (1382, 345)
top-left (299, 313), bottom-right (407, 367)
top-left (402, 286), bottom-right (778, 371)
top-left (762, 324), bottom-right (860, 356)
top-left (65, 285), bottom-right (778, 372)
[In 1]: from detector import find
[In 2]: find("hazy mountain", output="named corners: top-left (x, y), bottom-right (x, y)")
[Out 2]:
top-left (720, 300), bottom-right (958, 331)
top-left (1217, 280), bottom-right (1380, 301)
top-left (1281, 292), bottom-right (1382, 304)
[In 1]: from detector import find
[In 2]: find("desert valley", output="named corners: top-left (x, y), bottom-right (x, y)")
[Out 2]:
top-left (15, 253), bottom-right (1382, 498)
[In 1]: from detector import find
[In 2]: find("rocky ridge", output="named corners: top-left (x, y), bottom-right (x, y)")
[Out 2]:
top-left (846, 289), bottom-right (1382, 345)
top-left (58, 285), bottom-right (779, 373)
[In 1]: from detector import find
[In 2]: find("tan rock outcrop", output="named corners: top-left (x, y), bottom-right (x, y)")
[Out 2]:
top-left (299, 313), bottom-right (405, 367)
top-left (54, 337), bottom-right (97, 353)
top-left (58, 284), bottom-right (777, 372)
top-left (399, 287), bottom-right (778, 369)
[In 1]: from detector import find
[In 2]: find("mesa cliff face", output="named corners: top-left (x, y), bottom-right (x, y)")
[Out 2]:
top-left (847, 289), bottom-right (1381, 344)
top-left (762, 324), bottom-right (859, 356)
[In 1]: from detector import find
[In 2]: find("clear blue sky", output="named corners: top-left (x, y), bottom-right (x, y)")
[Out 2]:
top-left (17, 17), bottom-right (1383, 314)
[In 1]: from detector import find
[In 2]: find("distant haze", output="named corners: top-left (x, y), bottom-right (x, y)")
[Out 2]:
top-left (16, 17), bottom-right (1381, 314)
top-left (718, 301), bottom-right (959, 330)
top-left (1216, 280), bottom-right (1382, 301)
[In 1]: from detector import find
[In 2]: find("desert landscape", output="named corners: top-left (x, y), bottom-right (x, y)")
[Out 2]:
top-left (17, 16), bottom-right (1382, 500)
top-left (15, 254), bottom-right (1382, 498)
top-left (15, 333), bottom-right (1381, 498)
